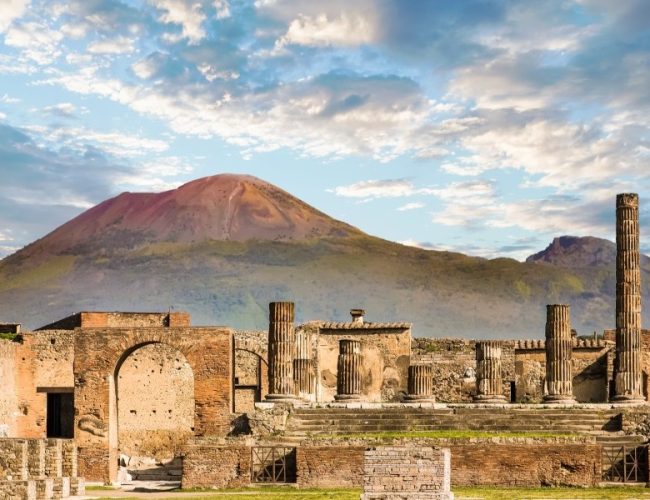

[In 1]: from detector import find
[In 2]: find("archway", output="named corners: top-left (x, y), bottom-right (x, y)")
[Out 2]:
top-left (234, 348), bottom-right (268, 413)
top-left (115, 342), bottom-right (194, 476)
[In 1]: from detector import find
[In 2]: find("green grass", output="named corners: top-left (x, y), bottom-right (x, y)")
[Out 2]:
top-left (91, 486), bottom-right (650, 500)
top-left (0, 332), bottom-right (20, 341)
top-left (309, 430), bottom-right (579, 440)
top-left (453, 486), bottom-right (650, 499)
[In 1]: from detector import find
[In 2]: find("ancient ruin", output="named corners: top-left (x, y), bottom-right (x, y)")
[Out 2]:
top-left (0, 193), bottom-right (649, 496)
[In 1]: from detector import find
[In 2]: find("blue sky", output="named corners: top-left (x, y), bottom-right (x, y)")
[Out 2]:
top-left (1, 0), bottom-right (649, 260)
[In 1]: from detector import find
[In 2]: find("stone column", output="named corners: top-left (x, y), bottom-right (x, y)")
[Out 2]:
top-left (613, 193), bottom-right (644, 403)
top-left (403, 364), bottom-right (435, 403)
top-left (334, 339), bottom-right (362, 401)
top-left (266, 301), bottom-right (296, 401)
top-left (473, 341), bottom-right (506, 403)
top-left (294, 328), bottom-right (315, 400)
top-left (544, 304), bottom-right (576, 404)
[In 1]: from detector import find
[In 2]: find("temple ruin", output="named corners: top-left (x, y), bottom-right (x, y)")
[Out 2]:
top-left (1, 193), bottom-right (650, 496)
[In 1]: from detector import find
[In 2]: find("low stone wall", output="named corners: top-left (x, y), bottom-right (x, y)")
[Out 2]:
top-left (0, 438), bottom-right (84, 499)
top-left (181, 438), bottom-right (600, 490)
top-left (361, 446), bottom-right (453, 499)
top-left (181, 443), bottom-right (251, 489)
top-left (296, 445), bottom-right (364, 488)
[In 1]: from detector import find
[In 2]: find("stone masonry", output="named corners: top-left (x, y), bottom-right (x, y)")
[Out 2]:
top-left (404, 364), bottom-right (435, 402)
top-left (361, 446), bottom-right (453, 500)
top-left (266, 302), bottom-right (296, 401)
top-left (473, 341), bottom-right (506, 403)
top-left (335, 339), bottom-right (363, 401)
top-left (613, 193), bottom-right (644, 402)
top-left (0, 438), bottom-right (84, 499)
top-left (544, 305), bottom-right (576, 404)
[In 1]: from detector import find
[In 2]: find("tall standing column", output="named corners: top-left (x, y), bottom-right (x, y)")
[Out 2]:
top-left (266, 301), bottom-right (296, 401)
top-left (294, 328), bottom-right (315, 400)
top-left (613, 193), bottom-right (644, 403)
top-left (473, 341), bottom-right (506, 403)
top-left (334, 339), bottom-right (363, 401)
top-left (404, 364), bottom-right (435, 403)
top-left (544, 304), bottom-right (576, 404)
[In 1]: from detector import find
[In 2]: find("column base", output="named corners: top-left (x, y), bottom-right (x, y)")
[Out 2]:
top-left (472, 395), bottom-right (507, 404)
top-left (265, 394), bottom-right (298, 403)
top-left (403, 395), bottom-right (436, 403)
top-left (610, 394), bottom-right (646, 405)
top-left (334, 394), bottom-right (363, 402)
top-left (543, 395), bottom-right (577, 404)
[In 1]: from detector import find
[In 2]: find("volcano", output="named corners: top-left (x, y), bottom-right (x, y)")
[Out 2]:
top-left (0, 174), bottom-right (644, 337)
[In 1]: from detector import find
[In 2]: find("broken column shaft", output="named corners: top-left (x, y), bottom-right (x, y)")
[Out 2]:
top-left (404, 364), bottom-right (435, 403)
top-left (544, 304), bottom-right (576, 404)
top-left (613, 193), bottom-right (644, 403)
top-left (266, 301), bottom-right (296, 401)
top-left (294, 328), bottom-right (315, 399)
top-left (473, 340), bottom-right (506, 403)
top-left (335, 339), bottom-right (362, 401)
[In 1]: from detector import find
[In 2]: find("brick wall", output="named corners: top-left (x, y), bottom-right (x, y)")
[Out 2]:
top-left (293, 440), bottom-right (601, 488)
top-left (296, 445), bottom-right (364, 488)
top-left (361, 446), bottom-right (452, 499)
top-left (0, 340), bottom-right (17, 436)
top-left (181, 444), bottom-right (251, 489)
top-left (37, 311), bottom-right (191, 330)
top-left (73, 326), bottom-right (233, 483)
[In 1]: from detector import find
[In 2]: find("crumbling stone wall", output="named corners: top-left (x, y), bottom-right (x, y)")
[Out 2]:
top-left (73, 326), bottom-right (233, 483)
top-left (296, 445), bottom-right (364, 488)
top-left (38, 311), bottom-right (190, 330)
top-left (117, 343), bottom-right (194, 462)
top-left (181, 444), bottom-right (251, 489)
top-left (0, 340), bottom-right (17, 437)
top-left (316, 324), bottom-right (411, 402)
top-left (234, 330), bottom-right (268, 412)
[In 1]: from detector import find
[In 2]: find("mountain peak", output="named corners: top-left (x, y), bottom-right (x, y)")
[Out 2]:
top-left (17, 173), bottom-right (361, 257)
top-left (526, 236), bottom-right (616, 267)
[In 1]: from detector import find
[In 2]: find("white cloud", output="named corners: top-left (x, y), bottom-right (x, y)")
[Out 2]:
top-left (4, 21), bottom-right (63, 64)
top-left (397, 202), bottom-right (424, 211)
top-left (277, 13), bottom-right (375, 48)
top-left (115, 156), bottom-right (194, 191)
top-left (0, 0), bottom-right (29, 33)
top-left (0, 94), bottom-right (20, 104)
top-left (331, 179), bottom-right (420, 199)
top-left (87, 37), bottom-right (136, 55)
top-left (151, 0), bottom-right (206, 43)
top-left (213, 0), bottom-right (230, 19)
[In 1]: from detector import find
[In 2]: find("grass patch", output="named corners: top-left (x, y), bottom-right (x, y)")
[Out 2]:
top-left (453, 486), bottom-right (650, 499)
top-left (0, 332), bottom-right (20, 341)
top-left (309, 430), bottom-right (579, 440)
top-left (86, 485), bottom-right (119, 490)
top-left (97, 487), bottom-right (360, 499)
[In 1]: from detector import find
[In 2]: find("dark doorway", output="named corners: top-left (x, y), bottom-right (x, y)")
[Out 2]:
top-left (46, 393), bottom-right (74, 438)
top-left (510, 381), bottom-right (516, 403)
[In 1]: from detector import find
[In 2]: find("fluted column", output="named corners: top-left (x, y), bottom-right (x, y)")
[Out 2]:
top-left (266, 301), bottom-right (296, 401)
top-left (544, 304), bottom-right (576, 404)
top-left (334, 339), bottom-right (362, 401)
top-left (473, 341), bottom-right (507, 403)
top-left (613, 193), bottom-right (644, 403)
top-left (294, 328), bottom-right (315, 400)
top-left (404, 364), bottom-right (435, 403)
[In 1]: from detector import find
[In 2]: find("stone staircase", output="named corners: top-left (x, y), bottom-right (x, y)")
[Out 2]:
top-left (285, 407), bottom-right (624, 438)
top-left (128, 457), bottom-right (183, 482)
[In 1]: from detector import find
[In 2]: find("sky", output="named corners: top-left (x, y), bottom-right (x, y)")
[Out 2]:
top-left (0, 0), bottom-right (649, 261)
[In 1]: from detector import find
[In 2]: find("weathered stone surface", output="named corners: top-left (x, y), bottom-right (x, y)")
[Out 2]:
top-left (544, 305), bottom-right (576, 404)
top-left (473, 341), bottom-right (506, 403)
top-left (266, 302), bottom-right (296, 401)
top-left (404, 364), bottom-right (435, 402)
top-left (335, 339), bottom-right (363, 401)
top-left (613, 193), bottom-right (644, 402)
top-left (360, 446), bottom-right (453, 500)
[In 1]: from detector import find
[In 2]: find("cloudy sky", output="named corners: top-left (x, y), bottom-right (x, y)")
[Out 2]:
top-left (0, 0), bottom-right (649, 260)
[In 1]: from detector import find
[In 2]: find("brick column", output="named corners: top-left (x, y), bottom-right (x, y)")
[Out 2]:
top-left (544, 304), bottom-right (576, 404)
top-left (266, 301), bottom-right (296, 401)
top-left (613, 193), bottom-right (644, 403)
top-left (335, 339), bottom-right (362, 401)
top-left (404, 364), bottom-right (435, 403)
top-left (293, 328), bottom-right (315, 400)
top-left (473, 341), bottom-right (507, 403)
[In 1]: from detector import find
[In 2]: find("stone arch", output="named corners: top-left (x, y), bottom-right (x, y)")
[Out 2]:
top-left (113, 341), bottom-right (194, 467)
top-left (74, 326), bottom-right (233, 483)
top-left (234, 345), bottom-right (268, 413)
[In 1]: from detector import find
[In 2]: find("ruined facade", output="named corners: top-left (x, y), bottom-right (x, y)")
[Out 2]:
top-left (0, 192), bottom-right (648, 492)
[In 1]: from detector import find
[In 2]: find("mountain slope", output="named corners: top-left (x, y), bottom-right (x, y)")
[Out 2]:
top-left (0, 175), bottom-right (641, 337)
